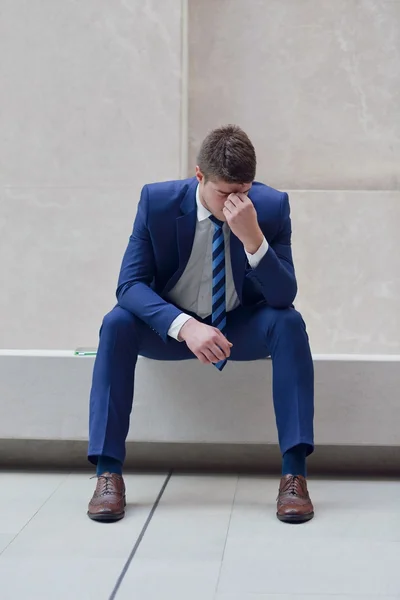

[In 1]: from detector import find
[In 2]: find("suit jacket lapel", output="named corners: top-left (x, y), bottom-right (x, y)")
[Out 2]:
top-left (162, 177), bottom-right (249, 300)
top-left (162, 179), bottom-right (198, 295)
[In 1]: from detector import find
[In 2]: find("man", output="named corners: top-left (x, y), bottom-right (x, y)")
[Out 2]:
top-left (87, 125), bottom-right (314, 524)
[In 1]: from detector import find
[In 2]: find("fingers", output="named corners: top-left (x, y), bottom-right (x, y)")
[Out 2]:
top-left (226, 193), bottom-right (251, 210)
top-left (224, 196), bottom-right (239, 213)
top-left (192, 326), bottom-right (233, 364)
top-left (197, 351), bottom-right (211, 365)
top-left (227, 193), bottom-right (242, 207)
top-left (224, 193), bottom-right (250, 218)
top-left (223, 202), bottom-right (233, 215)
top-left (203, 347), bottom-right (222, 364)
top-left (236, 192), bottom-right (250, 203)
top-left (213, 329), bottom-right (232, 357)
top-left (197, 341), bottom-right (231, 364)
top-left (209, 343), bottom-right (227, 361)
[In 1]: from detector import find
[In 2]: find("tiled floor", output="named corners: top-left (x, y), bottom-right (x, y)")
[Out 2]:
top-left (0, 472), bottom-right (399, 600)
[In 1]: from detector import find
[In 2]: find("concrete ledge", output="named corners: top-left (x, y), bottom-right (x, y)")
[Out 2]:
top-left (0, 441), bottom-right (399, 477)
top-left (0, 352), bottom-right (399, 473)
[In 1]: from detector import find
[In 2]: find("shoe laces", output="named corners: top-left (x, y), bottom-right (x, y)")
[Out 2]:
top-left (279, 475), bottom-right (307, 499)
top-left (288, 475), bottom-right (302, 495)
top-left (93, 473), bottom-right (116, 497)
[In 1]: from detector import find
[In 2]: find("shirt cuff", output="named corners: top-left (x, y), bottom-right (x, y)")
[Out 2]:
top-left (245, 237), bottom-right (269, 268)
top-left (168, 313), bottom-right (193, 341)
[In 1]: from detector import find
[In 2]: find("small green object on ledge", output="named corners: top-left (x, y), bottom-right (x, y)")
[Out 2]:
top-left (74, 347), bottom-right (98, 356)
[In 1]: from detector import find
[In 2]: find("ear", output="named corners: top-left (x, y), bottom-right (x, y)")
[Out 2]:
top-left (195, 166), bottom-right (204, 183)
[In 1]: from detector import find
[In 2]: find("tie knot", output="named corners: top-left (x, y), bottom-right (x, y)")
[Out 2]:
top-left (209, 215), bottom-right (224, 228)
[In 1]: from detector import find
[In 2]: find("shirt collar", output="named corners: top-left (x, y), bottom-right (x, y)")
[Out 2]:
top-left (195, 184), bottom-right (212, 222)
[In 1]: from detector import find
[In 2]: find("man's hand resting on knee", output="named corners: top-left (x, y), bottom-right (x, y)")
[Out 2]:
top-left (178, 318), bottom-right (233, 365)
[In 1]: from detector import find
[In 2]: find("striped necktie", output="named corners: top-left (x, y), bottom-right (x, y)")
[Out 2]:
top-left (209, 215), bottom-right (227, 371)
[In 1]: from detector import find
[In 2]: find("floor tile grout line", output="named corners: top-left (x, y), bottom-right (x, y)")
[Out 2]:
top-left (213, 474), bottom-right (239, 599)
top-left (0, 471), bottom-right (71, 557)
top-left (108, 470), bottom-right (173, 600)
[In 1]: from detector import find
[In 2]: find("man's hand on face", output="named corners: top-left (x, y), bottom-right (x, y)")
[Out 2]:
top-left (178, 318), bottom-right (233, 365)
top-left (222, 193), bottom-right (264, 255)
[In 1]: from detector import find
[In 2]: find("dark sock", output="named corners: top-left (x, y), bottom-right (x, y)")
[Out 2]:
top-left (96, 455), bottom-right (123, 477)
top-left (282, 444), bottom-right (308, 477)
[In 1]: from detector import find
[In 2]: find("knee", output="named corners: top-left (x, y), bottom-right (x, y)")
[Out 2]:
top-left (270, 308), bottom-right (306, 334)
top-left (101, 307), bottom-right (138, 335)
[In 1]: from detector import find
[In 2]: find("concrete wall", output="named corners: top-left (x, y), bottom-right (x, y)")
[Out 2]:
top-left (189, 0), bottom-right (400, 190)
top-left (189, 0), bottom-right (400, 354)
top-left (1, 0), bottom-right (399, 355)
top-left (0, 0), bottom-right (184, 348)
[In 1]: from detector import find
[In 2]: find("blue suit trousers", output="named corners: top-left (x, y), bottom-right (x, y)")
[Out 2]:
top-left (88, 304), bottom-right (314, 464)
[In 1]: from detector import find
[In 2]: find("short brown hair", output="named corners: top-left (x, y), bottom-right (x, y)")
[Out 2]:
top-left (197, 125), bottom-right (256, 183)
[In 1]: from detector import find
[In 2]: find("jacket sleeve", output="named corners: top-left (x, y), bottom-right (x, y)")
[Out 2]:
top-left (116, 185), bottom-right (183, 342)
top-left (245, 192), bottom-right (298, 308)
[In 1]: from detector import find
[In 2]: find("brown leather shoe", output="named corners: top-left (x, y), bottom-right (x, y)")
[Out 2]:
top-left (277, 475), bottom-right (314, 523)
top-left (87, 472), bottom-right (126, 522)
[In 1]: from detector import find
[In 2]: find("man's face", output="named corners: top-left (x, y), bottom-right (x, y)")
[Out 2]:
top-left (196, 167), bottom-right (252, 221)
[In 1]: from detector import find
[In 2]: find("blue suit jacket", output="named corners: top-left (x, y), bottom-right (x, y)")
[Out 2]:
top-left (116, 177), bottom-right (297, 342)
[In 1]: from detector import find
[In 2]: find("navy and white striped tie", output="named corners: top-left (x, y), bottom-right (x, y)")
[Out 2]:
top-left (209, 215), bottom-right (227, 371)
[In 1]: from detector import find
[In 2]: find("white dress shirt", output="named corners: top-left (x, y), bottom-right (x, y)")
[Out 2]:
top-left (166, 185), bottom-right (269, 340)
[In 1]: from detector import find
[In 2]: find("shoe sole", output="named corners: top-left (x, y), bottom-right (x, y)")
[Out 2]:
top-left (87, 496), bottom-right (126, 522)
top-left (277, 511), bottom-right (314, 524)
top-left (87, 511), bottom-right (125, 522)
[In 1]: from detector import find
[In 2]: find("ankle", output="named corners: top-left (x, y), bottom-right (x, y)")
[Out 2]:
top-left (96, 455), bottom-right (123, 477)
top-left (282, 444), bottom-right (307, 478)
